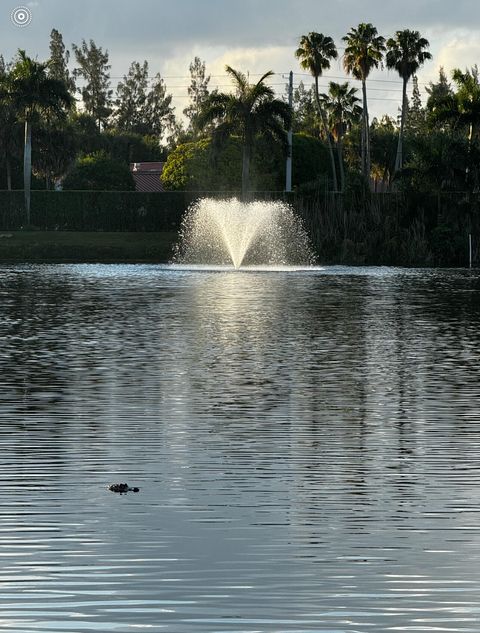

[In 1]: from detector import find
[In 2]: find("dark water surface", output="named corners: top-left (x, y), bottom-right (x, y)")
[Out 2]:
top-left (1, 264), bottom-right (480, 632)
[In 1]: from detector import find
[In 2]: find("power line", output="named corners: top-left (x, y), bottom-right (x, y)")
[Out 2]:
top-left (77, 69), bottom-right (432, 108)
top-left (104, 71), bottom-right (436, 88)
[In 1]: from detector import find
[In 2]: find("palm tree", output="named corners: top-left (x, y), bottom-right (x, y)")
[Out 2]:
top-left (321, 81), bottom-right (361, 192)
top-left (198, 66), bottom-right (291, 199)
top-left (5, 50), bottom-right (73, 223)
top-left (386, 30), bottom-right (432, 172)
top-left (343, 23), bottom-right (385, 181)
top-left (295, 32), bottom-right (339, 191)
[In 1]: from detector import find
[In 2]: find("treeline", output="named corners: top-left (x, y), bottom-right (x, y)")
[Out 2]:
top-left (0, 30), bottom-right (211, 197)
top-left (2, 24), bottom-right (480, 202)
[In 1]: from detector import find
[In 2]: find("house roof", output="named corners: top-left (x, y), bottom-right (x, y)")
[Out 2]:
top-left (130, 162), bottom-right (165, 192)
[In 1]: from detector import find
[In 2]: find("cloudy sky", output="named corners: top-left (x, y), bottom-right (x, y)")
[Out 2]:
top-left (3, 0), bottom-right (480, 120)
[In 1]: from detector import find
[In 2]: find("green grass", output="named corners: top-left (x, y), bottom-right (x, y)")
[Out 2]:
top-left (0, 231), bottom-right (179, 263)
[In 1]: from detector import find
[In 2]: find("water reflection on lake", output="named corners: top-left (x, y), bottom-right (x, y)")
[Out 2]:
top-left (1, 264), bottom-right (480, 632)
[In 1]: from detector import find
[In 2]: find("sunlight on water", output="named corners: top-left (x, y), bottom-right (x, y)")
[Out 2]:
top-left (1, 264), bottom-right (480, 632)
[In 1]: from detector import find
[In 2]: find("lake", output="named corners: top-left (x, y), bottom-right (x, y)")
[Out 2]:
top-left (1, 264), bottom-right (480, 632)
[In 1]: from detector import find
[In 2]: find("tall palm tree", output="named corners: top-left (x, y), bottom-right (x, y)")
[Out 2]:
top-left (295, 32), bottom-right (338, 191)
top-left (198, 66), bottom-right (291, 199)
top-left (386, 30), bottom-right (431, 172)
top-left (321, 81), bottom-right (361, 192)
top-left (343, 23), bottom-right (385, 181)
top-left (5, 50), bottom-right (73, 223)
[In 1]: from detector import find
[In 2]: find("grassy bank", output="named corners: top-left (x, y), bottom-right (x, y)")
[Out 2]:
top-left (0, 231), bottom-right (179, 263)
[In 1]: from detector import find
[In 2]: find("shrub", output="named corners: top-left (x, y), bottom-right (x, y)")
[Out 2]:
top-left (162, 133), bottom-right (329, 192)
top-left (62, 151), bottom-right (135, 191)
top-left (161, 138), bottom-right (241, 191)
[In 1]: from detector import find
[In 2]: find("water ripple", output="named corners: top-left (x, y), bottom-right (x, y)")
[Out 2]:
top-left (1, 265), bottom-right (480, 631)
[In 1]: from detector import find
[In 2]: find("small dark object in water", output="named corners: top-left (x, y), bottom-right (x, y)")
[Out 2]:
top-left (107, 483), bottom-right (140, 494)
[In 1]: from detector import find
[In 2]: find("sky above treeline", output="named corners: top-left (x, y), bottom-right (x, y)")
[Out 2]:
top-left (3, 0), bottom-right (480, 121)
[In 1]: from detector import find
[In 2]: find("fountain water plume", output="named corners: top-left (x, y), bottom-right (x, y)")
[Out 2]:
top-left (173, 197), bottom-right (316, 269)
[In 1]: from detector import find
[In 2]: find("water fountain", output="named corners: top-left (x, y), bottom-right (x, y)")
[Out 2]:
top-left (173, 197), bottom-right (316, 269)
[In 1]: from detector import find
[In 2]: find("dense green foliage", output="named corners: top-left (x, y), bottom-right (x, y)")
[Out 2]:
top-left (162, 138), bottom-right (241, 191)
top-left (162, 134), bottom-right (329, 192)
top-left (62, 152), bottom-right (136, 191)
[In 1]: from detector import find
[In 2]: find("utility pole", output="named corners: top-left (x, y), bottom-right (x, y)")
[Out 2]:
top-left (285, 70), bottom-right (293, 193)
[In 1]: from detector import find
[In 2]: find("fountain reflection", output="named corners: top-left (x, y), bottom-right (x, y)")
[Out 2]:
top-left (2, 265), bottom-right (480, 632)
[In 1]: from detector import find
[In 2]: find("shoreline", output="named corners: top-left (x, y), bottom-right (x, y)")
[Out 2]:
top-left (0, 231), bottom-right (178, 264)
top-left (0, 231), bottom-right (476, 267)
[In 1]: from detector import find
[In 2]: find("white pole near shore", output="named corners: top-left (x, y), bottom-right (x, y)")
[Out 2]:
top-left (469, 233), bottom-right (472, 269)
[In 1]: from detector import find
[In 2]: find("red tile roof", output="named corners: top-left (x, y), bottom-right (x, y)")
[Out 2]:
top-left (130, 162), bottom-right (165, 192)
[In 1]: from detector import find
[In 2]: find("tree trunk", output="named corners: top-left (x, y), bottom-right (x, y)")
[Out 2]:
top-left (24, 119), bottom-right (32, 225)
top-left (466, 122), bottom-right (474, 184)
top-left (6, 157), bottom-right (11, 191)
top-left (395, 76), bottom-right (408, 173)
top-left (337, 135), bottom-right (345, 193)
top-left (241, 141), bottom-right (251, 201)
top-left (314, 76), bottom-right (338, 192)
top-left (362, 79), bottom-right (370, 183)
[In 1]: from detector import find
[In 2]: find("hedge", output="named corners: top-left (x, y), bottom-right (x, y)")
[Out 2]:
top-left (0, 189), bottom-right (478, 266)
top-left (0, 190), bottom-right (194, 231)
top-left (0, 190), bottom-right (294, 232)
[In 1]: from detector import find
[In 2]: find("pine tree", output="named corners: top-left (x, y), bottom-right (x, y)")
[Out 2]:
top-left (114, 62), bottom-right (175, 142)
top-left (49, 29), bottom-right (75, 93)
top-left (292, 81), bottom-right (318, 134)
top-left (406, 75), bottom-right (425, 133)
top-left (183, 57), bottom-right (210, 135)
top-left (144, 73), bottom-right (176, 144)
top-left (426, 67), bottom-right (452, 102)
top-left (115, 60), bottom-right (149, 133)
top-left (425, 67), bottom-right (456, 130)
top-left (72, 39), bottom-right (112, 130)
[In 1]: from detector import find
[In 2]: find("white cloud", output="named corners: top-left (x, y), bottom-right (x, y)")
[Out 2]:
top-left (5, 0), bottom-right (480, 122)
top-left (435, 30), bottom-right (480, 74)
